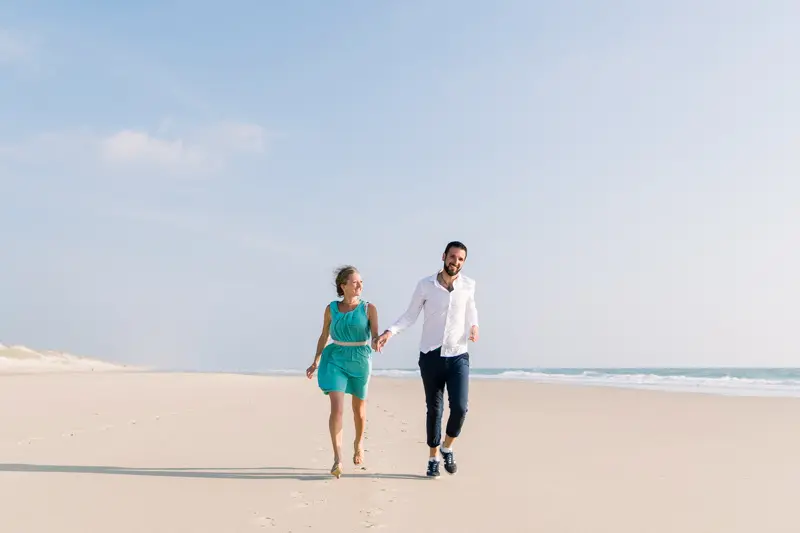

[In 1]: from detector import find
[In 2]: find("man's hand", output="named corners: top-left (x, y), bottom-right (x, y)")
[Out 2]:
top-left (469, 325), bottom-right (479, 342)
top-left (375, 330), bottom-right (392, 351)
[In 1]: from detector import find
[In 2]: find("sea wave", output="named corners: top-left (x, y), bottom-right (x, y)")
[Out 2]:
top-left (479, 370), bottom-right (800, 397)
top-left (368, 368), bottom-right (800, 398)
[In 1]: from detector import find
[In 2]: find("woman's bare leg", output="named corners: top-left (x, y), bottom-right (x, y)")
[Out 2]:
top-left (352, 395), bottom-right (366, 464)
top-left (328, 392), bottom-right (345, 476)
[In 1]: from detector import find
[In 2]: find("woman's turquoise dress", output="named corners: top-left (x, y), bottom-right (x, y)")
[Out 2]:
top-left (317, 299), bottom-right (373, 400)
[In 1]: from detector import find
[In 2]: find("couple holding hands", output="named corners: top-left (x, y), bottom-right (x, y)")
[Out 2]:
top-left (306, 241), bottom-right (479, 479)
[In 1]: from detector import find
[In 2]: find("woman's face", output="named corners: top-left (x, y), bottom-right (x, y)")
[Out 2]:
top-left (342, 272), bottom-right (363, 298)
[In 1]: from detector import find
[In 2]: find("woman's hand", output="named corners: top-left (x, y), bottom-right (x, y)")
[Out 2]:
top-left (306, 361), bottom-right (318, 379)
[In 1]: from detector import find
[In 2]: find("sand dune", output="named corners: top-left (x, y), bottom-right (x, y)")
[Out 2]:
top-left (0, 343), bottom-right (136, 372)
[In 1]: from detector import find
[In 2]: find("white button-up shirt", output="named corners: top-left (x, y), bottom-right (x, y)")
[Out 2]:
top-left (387, 271), bottom-right (479, 357)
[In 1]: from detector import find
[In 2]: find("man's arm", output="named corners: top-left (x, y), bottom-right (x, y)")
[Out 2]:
top-left (467, 281), bottom-right (478, 329)
top-left (467, 281), bottom-right (479, 341)
top-left (386, 279), bottom-right (426, 336)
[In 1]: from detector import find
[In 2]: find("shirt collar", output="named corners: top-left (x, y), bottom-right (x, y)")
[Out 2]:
top-left (434, 269), bottom-right (461, 288)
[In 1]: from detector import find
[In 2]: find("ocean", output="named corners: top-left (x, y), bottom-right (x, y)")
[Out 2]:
top-left (265, 367), bottom-right (800, 398)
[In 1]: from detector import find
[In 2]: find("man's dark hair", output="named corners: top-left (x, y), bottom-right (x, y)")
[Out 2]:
top-left (444, 240), bottom-right (468, 258)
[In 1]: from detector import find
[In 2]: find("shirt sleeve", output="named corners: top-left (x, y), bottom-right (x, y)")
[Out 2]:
top-left (387, 279), bottom-right (426, 336)
top-left (467, 280), bottom-right (478, 328)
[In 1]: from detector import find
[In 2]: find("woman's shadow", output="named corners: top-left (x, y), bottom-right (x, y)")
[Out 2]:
top-left (0, 463), bottom-right (429, 481)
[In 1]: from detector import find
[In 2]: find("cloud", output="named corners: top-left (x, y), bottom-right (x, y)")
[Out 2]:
top-left (0, 29), bottom-right (35, 66)
top-left (99, 121), bottom-right (269, 173)
top-left (100, 130), bottom-right (208, 171)
top-left (1, 121), bottom-right (272, 176)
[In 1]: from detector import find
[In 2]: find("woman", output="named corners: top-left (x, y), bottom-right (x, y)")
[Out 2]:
top-left (306, 265), bottom-right (380, 478)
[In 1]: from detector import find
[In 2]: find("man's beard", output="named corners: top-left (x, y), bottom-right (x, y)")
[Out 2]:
top-left (443, 262), bottom-right (460, 276)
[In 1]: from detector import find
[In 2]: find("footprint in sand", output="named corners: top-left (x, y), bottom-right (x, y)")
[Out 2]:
top-left (290, 491), bottom-right (316, 510)
top-left (253, 515), bottom-right (276, 528)
top-left (377, 487), bottom-right (397, 504)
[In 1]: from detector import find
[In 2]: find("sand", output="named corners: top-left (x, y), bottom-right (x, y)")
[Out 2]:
top-left (0, 370), bottom-right (798, 532)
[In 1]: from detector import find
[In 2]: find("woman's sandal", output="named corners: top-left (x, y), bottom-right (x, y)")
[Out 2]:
top-left (331, 461), bottom-right (342, 479)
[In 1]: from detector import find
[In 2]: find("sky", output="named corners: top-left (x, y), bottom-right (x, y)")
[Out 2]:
top-left (1, 1), bottom-right (799, 371)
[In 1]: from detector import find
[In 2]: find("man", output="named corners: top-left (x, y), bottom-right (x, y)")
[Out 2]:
top-left (375, 241), bottom-right (479, 477)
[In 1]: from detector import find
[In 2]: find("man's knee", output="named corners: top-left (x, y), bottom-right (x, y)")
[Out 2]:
top-left (447, 386), bottom-right (468, 415)
top-left (426, 394), bottom-right (444, 416)
top-left (450, 402), bottom-right (468, 421)
top-left (424, 385), bottom-right (444, 406)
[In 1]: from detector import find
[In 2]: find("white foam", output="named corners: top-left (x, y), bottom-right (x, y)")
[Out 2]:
top-left (480, 370), bottom-right (800, 398)
top-left (372, 369), bottom-right (419, 379)
top-left (371, 368), bottom-right (800, 398)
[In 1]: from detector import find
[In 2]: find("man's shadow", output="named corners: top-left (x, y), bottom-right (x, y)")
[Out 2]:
top-left (0, 463), bottom-right (429, 481)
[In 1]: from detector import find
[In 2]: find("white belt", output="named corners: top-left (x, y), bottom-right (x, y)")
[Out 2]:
top-left (331, 339), bottom-right (370, 346)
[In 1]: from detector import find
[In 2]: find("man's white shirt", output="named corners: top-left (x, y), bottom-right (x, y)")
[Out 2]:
top-left (387, 271), bottom-right (478, 357)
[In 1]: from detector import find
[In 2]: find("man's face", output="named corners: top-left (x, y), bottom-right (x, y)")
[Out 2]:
top-left (442, 247), bottom-right (466, 276)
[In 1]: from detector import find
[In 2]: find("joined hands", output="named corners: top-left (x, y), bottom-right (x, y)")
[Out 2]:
top-left (373, 330), bottom-right (391, 352)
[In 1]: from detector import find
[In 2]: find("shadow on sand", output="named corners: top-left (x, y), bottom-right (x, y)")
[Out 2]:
top-left (0, 463), bottom-right (429, 481)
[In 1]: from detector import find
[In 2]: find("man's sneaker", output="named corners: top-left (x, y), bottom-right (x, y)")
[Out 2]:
top-left (426, 459), bottom-right (440, 478)
top-left (441, 450), bottom-right (458, 475)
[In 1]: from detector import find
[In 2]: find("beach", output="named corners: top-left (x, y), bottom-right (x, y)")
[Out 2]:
top-left (1, 370), bottom-right (797, 532)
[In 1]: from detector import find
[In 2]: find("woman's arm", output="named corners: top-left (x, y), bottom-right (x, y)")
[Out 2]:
top-left (367, 303), bottom-right (380, 351)
top-left (307, 305), bottom-right (332, 377)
